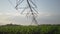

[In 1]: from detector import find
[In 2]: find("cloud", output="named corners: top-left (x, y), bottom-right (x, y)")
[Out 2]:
top-left (0, 13), bottom-right (3, 15)
top-left (38, 12), bottom-right (52, 17)
top-left (0, 14), bottom-right (11, 25)
top-left (0, 12), bottom-right (23, 16)
top-left (0, 12), bottom-right (60, 25)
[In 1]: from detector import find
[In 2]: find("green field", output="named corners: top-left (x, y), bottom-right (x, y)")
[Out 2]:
top-left (0, 24), bottom-right (60, 34)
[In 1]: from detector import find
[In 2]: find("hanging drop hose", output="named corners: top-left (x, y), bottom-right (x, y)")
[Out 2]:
top-left (8, 0), bottom-right (20, 24)
top-left (27, 0), bottom-right (38, 25)
top-left (8, 0), bottom-right (14, 8)
top-left (29, 0), bottom-right (37, 8)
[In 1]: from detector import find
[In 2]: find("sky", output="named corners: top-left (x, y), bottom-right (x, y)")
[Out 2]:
top-left (0, 0), bottom-right (60, 25)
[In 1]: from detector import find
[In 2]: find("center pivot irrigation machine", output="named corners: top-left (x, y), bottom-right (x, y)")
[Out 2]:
top-left (8, 0), bottom-right (39, 25)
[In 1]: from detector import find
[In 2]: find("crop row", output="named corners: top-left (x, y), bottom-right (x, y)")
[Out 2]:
top-left (0, 25), bottom-right (60, 34)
